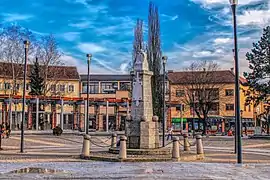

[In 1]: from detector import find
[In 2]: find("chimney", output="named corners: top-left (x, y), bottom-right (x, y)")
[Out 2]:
top-left (168, 70), bottom-right (173, 73)
top-left (230, 68), bottom-right (234, 74)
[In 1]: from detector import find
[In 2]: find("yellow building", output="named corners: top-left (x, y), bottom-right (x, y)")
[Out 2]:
top-left (167, 70), bottom-right (264, 134)
top-left (0, 62), bottom-right (81, 130)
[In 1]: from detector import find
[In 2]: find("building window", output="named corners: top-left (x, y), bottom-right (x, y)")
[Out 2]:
top-left (225, 89), bottom-right (234, 96)
top-left (226, 104), bottom-right (234, 111)
top-left (101, 82), bottom-right (118, 93)
top-left (68, 85), bottom-right (74, 92)
top-left (59, 85), bottom-right (65, 92)
top-left (176, 90), bottom-right (185, 97)
top-left (51, 84), bottom-right (56, 92)
top-left (82, 82), bottom-right (99, 94)
top-left (248, 105), bottom-right (251, 112)
top-left (120, 82), bottom-right (131, 91)
top-left (16, 84), bottom-right (20, 90)
top-left (26, 84), bottom-right (30, 91)
top-left (210, 103), bottom-right (219, 111)
top-left (90, 82), bottom-right (99, 94)
top-left (4, 83), bottom-right (11, 90)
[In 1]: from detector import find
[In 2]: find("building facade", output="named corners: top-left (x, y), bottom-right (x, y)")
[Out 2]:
top-left (0, 62), bottom-right (81, 130)
top-left (167, 70), bottom-right (265, 134)
top-left (79, 74), bottom-right (131, 131)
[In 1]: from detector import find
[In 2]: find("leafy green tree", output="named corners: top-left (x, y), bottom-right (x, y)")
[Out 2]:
top-left (29, 58), bottom-right (44, 96)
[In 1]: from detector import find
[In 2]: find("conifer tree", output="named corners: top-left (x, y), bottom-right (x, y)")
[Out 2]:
top-left (29, 58), bottom-right (44, 96)
top-left (244, 26), bottom-right (270, 104)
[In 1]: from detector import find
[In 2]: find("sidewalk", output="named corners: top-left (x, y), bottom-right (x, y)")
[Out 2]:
top-left (10, 130), bottom-right (125, 136)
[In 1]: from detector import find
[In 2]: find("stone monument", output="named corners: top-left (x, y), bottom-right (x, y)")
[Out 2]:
top-left (125, 50), bottom-right (159, 149)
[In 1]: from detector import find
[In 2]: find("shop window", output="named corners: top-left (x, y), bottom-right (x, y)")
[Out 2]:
top-left (226, 104), bottom-right (234, 111)
top-left (176, 90), bottom-right (185, 97)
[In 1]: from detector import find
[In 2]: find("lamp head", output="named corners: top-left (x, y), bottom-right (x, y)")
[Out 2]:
top-left (86, 54), bottom-right (92, 61)
top-left (229, 0), bottom-right (238, 5)
top-left (162, 56), bottom-right (168, 64)
top-left (23, 40), bottom-right (30, 49)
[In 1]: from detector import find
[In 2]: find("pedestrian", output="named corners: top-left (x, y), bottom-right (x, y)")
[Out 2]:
top-left (167, 126), bottom-right (173, 141)
top-left (5, 122), bottom-right (10, 138)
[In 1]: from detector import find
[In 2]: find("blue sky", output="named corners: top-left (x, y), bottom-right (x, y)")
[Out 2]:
top-left (0, 0), bottom-right (269, 74)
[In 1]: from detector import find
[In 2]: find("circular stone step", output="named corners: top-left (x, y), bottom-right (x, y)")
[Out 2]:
top-left (109, 147), bottom-right (171, 155)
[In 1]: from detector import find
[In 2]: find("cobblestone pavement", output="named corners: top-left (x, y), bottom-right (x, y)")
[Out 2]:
top-left (0, 134), bottom-right (270, 163)
top-left (0, 162), bottom-right (269, 179)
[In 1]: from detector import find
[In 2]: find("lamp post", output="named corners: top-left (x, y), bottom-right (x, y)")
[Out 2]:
top-left (20, 40), bottom-right (30, 153)
top-left (229, 0), bottom-right (242, 164)
top-left (86, 54), bottom-right (92, 134)
top-left (240, 110), bottom-right (243, 137)
top-left (162, 55), bottom-right (167, 147)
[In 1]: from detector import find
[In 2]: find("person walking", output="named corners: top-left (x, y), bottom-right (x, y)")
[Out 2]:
top-left (5, 122), bottom-right (10, 138)
top-left (167, 126), bottom-right (173, 141)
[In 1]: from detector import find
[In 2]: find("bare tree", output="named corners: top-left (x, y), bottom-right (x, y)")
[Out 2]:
top-left (172, 61), bottom-right (223, 135)
top-left (147, 1), bottom-right (162, 119)
top-left (36, 34), bottom-right (63, 96)
top-left (0, 25), bottom-right (37, 95)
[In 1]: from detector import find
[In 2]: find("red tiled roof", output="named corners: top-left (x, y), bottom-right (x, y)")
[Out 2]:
top-left (239, 76), bottom-right (247, 84)
top-left (0, 62), bottom-right (80, 80)
top-left (168, 70), bottom-right (236, 84)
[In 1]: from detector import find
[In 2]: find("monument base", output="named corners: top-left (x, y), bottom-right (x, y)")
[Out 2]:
top-left (109, 147), bottom-right (171, 155)
top-left (126, 120), bottom-right (159, 149)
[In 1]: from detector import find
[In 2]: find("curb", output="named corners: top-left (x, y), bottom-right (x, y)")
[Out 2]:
top-left (80, 154), bottom-right (204, 162)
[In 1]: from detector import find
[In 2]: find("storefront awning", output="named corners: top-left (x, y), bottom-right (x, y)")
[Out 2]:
top-left (172, 118), bottom-right (187, 123)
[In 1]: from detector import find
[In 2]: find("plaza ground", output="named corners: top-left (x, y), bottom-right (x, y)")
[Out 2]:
top-left (0, 134), bottom-right (270, 179)
top-left (0, 134), bottom-right (270, 163)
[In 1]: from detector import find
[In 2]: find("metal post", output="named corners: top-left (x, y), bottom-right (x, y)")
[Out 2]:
top-left (180, 104), bottom-right (183, 133)
top-left (192, 92), bottom-right (195, 138)
top-left (162, 63), bottom-right (166, 147)
top-left (60, 99), bottom-right (64, 130)
top-left (230, 0), bottom-right (242, 164)
top-left (36, 98), bottom-right (39, 131)
top-left (84, 100), bottom-right (87, 132)
top-left (106, 100), bottom-right (109, 132)
top-left (9, 97), bottom-right (12, 129)
top-left (20, 40), bottom-right (29, 153)
top-left (86, 54), bottom-right (92, 134)
top-left (162, 56), bottom-right (167, 147)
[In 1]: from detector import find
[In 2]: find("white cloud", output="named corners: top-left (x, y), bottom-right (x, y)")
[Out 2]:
top-left (60, 54), bottom-right (116, 74)
top-left (191, 0), bottom-right (264, 7)
top-left (2, 13), bottom-right (33, 22)
top-left (193, 50), bottom-right (213, 58)
top-left (238, 10), bottom-right (270, 27)
top-left (77, 43), bottom-right (106, 53)
top-left (161, 14), bottom-right (179, 21)
top-left (69, 21), bottom-right (92, 28)
top-left (61, 32), bottom-right (80, 41)
top-left (214, 38), bottom-right (231, 45)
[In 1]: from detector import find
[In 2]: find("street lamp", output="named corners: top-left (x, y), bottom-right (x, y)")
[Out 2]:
top-left (86, 54), bottom-right (92, 134)
top-left (162, 55), bottom-right (167, 147)
top-left (229, 0), bottom-right (242, 164)
top-left (20, 40), bottom-right (30, 153)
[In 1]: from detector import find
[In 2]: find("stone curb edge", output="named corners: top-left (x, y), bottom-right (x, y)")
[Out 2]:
top-left (80, 154), bottom-right (204, 162)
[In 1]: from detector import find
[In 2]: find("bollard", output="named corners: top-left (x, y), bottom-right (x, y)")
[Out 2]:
top-left (118, 135), bottom-right (127, 160)
top-left (81, 134), bottom-right (91, 158)
top-left (183, 134), bottom-right (190, 151)
top-left (111, 133), bottom-right (117, 148)
top-left (172, 137), bottom-right (180, 161)
top-left (196, 135), bottom-right (204, 154)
